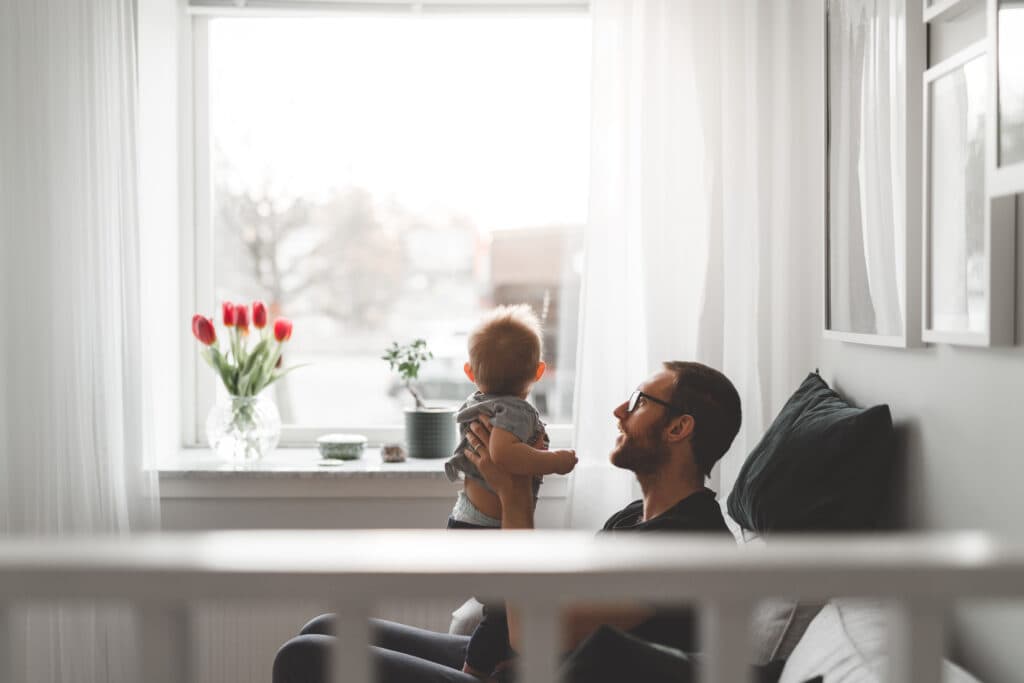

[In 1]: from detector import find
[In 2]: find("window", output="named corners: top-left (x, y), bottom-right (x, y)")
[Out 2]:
top-left (189, 6), bottom-right (591, 443)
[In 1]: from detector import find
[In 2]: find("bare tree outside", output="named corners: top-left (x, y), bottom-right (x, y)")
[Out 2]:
top-left (215, 172), bottom-right (412, 421)
top-left (206, 14), bottom-right (589, 428)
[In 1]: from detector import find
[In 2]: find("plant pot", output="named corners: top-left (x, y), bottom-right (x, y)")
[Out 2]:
top-left (404, 407), bottom-right (457, 459)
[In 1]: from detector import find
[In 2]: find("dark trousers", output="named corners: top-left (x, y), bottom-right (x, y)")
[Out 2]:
top-left (445, 518), bottom-right (513, 675)
top-left (272, 616), bottom-right (482, 683)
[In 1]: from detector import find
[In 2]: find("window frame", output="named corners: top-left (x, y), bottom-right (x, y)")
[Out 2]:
top-left (181, 5), bottom-right (584, 448)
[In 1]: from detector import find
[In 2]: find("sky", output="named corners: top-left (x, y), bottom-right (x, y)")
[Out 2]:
top-left (209, 13), bottom-right (592, 232)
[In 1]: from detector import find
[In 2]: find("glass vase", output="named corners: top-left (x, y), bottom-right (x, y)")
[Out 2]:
top-left (206, 394), bottom-right (281, 462)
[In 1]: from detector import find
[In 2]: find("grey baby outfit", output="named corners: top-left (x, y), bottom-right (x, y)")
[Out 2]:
top-left (445, 392), bottom-right (546, 525)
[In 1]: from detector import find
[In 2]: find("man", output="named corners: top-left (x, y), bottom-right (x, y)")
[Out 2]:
top-left (272, 361), bottom-right (742, 683)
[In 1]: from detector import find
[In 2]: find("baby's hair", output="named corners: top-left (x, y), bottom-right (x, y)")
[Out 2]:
top-left (468, 304), bottom-right (543, 395)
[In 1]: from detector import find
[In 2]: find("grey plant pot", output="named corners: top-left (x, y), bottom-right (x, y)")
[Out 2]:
top-left (404, 407), bottom-right (457, 459)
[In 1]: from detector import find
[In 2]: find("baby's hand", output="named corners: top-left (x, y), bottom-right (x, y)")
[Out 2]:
top-left (551, 449), bottom-right (578, 475)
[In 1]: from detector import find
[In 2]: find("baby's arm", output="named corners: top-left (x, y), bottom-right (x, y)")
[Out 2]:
top-left (488, 426), bottom-right (576, 476)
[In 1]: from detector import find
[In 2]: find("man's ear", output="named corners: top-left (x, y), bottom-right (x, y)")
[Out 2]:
top-left (463, 362), bottom-right (475, 383)
top-left (535, 361), bottom-right (547, 381)
top-left (665, 414), bottom-right (695, 443)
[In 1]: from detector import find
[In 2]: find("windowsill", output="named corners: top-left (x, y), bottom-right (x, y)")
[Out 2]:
top-left (157, 448), bottom-right (570, 499)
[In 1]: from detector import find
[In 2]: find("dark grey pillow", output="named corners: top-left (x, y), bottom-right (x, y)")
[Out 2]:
top-left (727, 372), bottom-right (895, 533)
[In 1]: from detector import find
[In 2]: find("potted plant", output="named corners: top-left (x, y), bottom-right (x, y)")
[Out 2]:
top-left (382, 339), bottom-right (456, 459)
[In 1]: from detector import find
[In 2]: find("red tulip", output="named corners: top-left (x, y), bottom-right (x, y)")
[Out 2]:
top-left (252, 300), bottom-right (268, 329)
top-left (222, 301), bottom-right (236, 327)
top-left (234, 303), bottom-right (250, 334)
top-left (273, 318), bottom-right (293, 342)
top-left (191, 315), bottom-right (217, 346)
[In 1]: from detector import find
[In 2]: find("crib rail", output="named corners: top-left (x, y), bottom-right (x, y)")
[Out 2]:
top-left (1, 530), bottom-right (1022, 682)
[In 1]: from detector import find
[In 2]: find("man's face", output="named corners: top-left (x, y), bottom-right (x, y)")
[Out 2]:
top-left (609, 370), bottom-right (677, 474)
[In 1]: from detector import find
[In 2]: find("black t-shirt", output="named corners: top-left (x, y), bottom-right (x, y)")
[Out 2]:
top-left (601, 488), bottom-right (730, 534)
top-left (600, 488), bottom-right (731, 653)
top-left (469, 489), bottom-right (731, 674)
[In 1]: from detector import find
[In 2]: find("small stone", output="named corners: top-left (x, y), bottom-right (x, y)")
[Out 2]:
top-left (381, 443), bottom-right (407, 463)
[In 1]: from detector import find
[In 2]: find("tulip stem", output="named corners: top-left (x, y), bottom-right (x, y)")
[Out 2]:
top-left (230, 397), bottom-right (260, 459)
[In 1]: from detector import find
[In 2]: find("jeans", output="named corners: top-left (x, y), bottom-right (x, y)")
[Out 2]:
top-left (273, 616), bottom-right (484, 683)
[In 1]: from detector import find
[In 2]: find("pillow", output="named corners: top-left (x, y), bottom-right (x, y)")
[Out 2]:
top-left (780, 600), bottom-right (982, 683)
top-left (727, 372), bottom-right (895, 533)
top-left (721, 501), bottom-right (825, 664)
top-left (450, 597), bottom-right (485, 635)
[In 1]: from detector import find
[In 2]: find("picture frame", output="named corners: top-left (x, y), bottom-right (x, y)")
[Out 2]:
top-left (824, 0), bottom-right (926, 346)
top-left (924, 0), bottom-right (982, 23)
top-left (987, 0), bottom-right (1024, 195)
top-left (923, 41), bottom-right (1017, 345)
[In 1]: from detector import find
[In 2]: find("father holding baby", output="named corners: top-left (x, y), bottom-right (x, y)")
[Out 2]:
top-left (273, 348), bottom-right (742, 682)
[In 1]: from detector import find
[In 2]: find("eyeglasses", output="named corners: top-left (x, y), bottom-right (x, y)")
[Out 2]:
top-left (626, 390), bottom-right (684, 415)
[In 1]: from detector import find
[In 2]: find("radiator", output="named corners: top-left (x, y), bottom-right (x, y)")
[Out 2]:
top-left (192, 599), bottom-right (461, 683)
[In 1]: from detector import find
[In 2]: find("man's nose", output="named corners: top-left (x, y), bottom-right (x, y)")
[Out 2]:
top-left (612, 402), bottom-right (627, 420)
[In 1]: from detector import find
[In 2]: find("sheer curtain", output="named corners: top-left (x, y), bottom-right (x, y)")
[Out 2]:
top-left (568, 0), bottom-right (821, 528)
top-left (0, 1), bottom-right (159, 681)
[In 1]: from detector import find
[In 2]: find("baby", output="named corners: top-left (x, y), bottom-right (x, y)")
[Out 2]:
top-left (445, 304), bottom-right (577, 528)
top-left (444, 304), bottom-right (577, 678)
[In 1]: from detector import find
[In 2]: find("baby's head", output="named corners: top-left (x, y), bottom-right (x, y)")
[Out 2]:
top-left (464, 304), bottom-right (545, 398)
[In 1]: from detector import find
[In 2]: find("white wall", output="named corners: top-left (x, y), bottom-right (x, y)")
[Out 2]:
top-left (160, 492), bottom-right (569, 530)
top-left (811, 4), bottom-right (1024, 682)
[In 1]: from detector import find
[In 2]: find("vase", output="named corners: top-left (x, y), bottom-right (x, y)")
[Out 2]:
top-left (206, 394), bottom-right (281, 462)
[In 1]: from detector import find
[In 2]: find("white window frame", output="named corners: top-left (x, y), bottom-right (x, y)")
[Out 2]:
top-left (180, 1), bottom-right (586, 448)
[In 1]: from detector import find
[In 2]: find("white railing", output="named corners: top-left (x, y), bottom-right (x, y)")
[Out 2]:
top-left (1, 530), bottom-right (1023, 683)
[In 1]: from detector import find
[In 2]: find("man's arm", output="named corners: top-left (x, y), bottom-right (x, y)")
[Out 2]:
top-left (465, 421), bottom-right (534, 529)
top-left (463, 420), bottom-right (535, 663)
top-left (488, 426), bottom-right (577, 477)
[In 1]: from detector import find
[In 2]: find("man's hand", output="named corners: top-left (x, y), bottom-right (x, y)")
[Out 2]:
top-left (550, 449), bottom-right (578, 475)
top-left (464, 418), bottom-right (534, 530)
top-left (464, 418), bottom-right (528, 498)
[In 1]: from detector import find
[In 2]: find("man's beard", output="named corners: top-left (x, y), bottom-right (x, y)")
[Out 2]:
top-left (609, 421), bottom-right (671, 475)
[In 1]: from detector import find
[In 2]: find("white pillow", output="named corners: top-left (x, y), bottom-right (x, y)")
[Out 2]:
top-left (779, 599), bottom-right (982, 683)
top-left (449, 597), bottom-right (485, 636)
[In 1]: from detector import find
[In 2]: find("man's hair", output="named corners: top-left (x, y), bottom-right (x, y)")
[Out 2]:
top-left (468, 304), bottom-right (543, 395)
top-left (662, 361), bottom-right (742, 478)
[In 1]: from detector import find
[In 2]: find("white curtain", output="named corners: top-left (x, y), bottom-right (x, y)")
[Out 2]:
top-left (568, 0), bottom-right (821, 528)
top-left (0, 1), bottom-right (159, 681)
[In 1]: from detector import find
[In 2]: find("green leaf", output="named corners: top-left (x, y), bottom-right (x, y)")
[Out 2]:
top-left (264, 363), bottom-right (310, 388)
top-left (381, 338), bottom-right (433, 403)
top-left (241, 339), bottom-right (269, 376)
top-left (248, 365), bottom-right (270, 395)
top-left (209, 347), bottom-right (238, 395)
